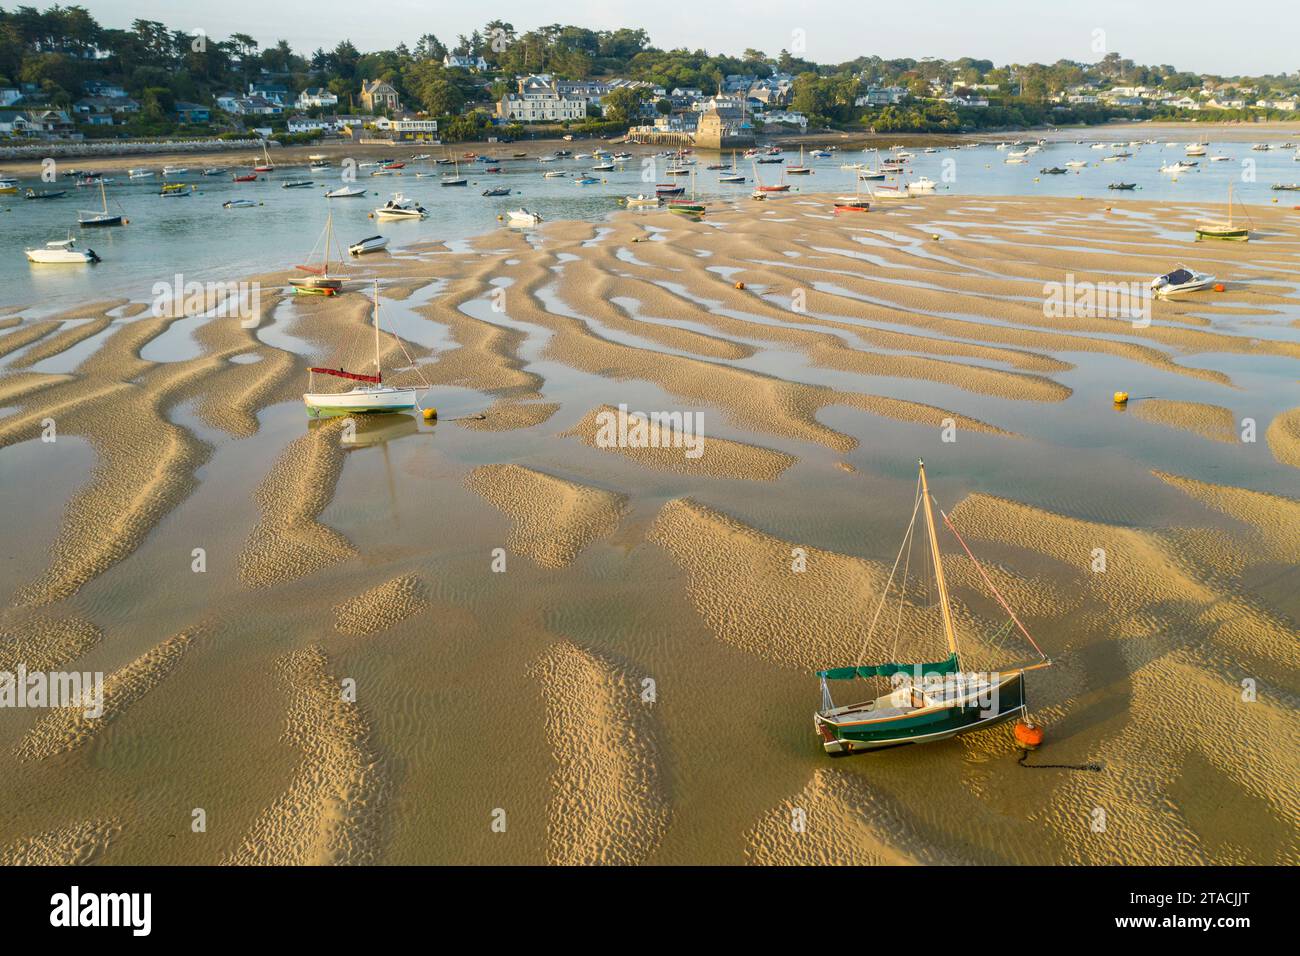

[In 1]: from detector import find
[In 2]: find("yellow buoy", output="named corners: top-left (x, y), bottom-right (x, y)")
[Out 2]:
top-left (1113, 391), bottom-right (1129, 405)
top-left (422, 408), bottom-right (437, 421)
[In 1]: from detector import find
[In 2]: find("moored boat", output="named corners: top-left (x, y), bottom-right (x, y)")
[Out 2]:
top-left (25, 237), bottom-right (99, 263)
top-left (348, 235), bottom-right (388, 256)
top-left (1151, 266), bottom-right (1215, 296)
top-left (374, 193), bottom-right (427, 219)
top-left (813, 460), bottom-right (1051, 755)
top-left (304, 281), bottom-right (420, 414)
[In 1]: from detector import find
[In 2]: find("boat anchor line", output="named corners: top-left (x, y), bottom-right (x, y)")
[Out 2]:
top-left (1017, 751), bottom-right (1104, 772)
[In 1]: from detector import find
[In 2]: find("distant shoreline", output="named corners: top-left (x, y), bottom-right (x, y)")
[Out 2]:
top-left (2, 119), bottom-right (1297, 174)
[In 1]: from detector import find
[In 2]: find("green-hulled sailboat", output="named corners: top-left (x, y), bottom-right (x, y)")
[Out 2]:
top-left (814, 460), bottom-right (1051, 755)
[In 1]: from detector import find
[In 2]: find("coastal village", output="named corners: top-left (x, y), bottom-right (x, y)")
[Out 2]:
top-left (1, 8), bottom-right (1299, 150)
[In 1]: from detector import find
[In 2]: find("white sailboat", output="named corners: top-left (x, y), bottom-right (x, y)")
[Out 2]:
top-left (289, 211), bottom-right (345, 294)
top-left (303, 281), bottom-right (420, 415)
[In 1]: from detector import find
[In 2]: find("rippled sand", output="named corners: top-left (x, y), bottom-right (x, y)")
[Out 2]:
top-left (1, 193), bottom-right (1296, 864)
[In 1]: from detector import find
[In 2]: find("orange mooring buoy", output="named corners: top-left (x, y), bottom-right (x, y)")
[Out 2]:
top-left (1213, 283), bottom-right (1225, 292)
top-left (1014, 719), bottom-right (1044, 750)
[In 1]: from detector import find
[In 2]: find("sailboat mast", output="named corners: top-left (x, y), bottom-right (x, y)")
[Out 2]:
top-left (919, 460), bottom-right (959, 661)
top-left (373, 280), bottom-right (381, 373)
top-left (100, 178), bottom-right (107, 214)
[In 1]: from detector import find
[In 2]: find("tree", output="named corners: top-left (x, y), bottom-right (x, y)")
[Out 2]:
top-left (602, 85), bottom-right (644, 124)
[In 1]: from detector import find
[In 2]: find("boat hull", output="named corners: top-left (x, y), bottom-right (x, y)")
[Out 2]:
top-left (1195, 227), bottom-right (1248, 242)
top-left (304, 387), bottom-right (417, 413)
top-left (815, 673), bottom-right (1025, 754)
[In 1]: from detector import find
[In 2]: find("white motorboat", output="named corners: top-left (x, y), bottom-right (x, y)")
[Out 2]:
top-left (304, 281), bottom-right (421, 415)
top-left (623, 194), bottom-right (660, 208)
top-left (543, 170), bottom-right (566, 178)
top-left (349, 235), bottom-right (388, 256)
top-left (374, 193), bottom-right (427, 219)
top-left (506, 208), bottom-right (543, 227)
top-left (1185, 142), bottom-right (1207, 156)
top-left (1065, 160), bottom-right (1087, 168)
top-left (1151, 267), bottom-right (1215, 296)
top-left (128, 168), bottom-right (153, 179)
top-left (26, 237), bottom-right (99, 264)
top-left (222, 199), bottom-right (257, 208)
top-left (162, 165), bottom-right (189, 176)
top-left (1210, 155), bottom-right (1232, 162)
top-left (906, 177), bottom-right (937, 195)
top-left (325, 185), bottom-right (367, 198)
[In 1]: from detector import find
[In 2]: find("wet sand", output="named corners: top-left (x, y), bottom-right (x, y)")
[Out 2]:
top-left (0, 192), bottom-right (1297, 865)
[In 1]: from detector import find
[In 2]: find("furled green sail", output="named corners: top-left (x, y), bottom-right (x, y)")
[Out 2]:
top-left (818, 653), bottom-right (960, 681)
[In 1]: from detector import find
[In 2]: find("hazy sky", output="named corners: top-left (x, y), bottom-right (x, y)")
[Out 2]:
top-left (80, 1), bottom-right (1294, 76)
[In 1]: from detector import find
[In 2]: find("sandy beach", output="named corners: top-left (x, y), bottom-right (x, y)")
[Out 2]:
top-left (0, 189), bottom-right (1296, 865)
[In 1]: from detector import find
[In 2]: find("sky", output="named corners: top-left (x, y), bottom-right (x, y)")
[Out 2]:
top-left (78, 0), bottom-right (1296, 76)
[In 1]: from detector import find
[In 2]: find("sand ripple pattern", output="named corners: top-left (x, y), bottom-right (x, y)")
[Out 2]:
top-left (1131, 400), bottom-right (1237, 443)
top-left (14, 631), bottom-right (192, 762)
top-left (0, 614), bottom-right (101, 672)
top-left (223, 645), bottom-right (386, 865)
top-left (466, 464), bottom-right (627, 569)
top-left (239, 418), bottom-right (355, 588)
top-left (530, 641), bottom-right (669, 865)
top-left (333, 574), bottom-right (430, 635)
top-left (746, 769), bottom-right (968, 865)
top-left (648, 498), bottom-right (931, 669)
top-left (1266, 406), bottom-right (1300, 470)
top-left (561, 405), bottom-right (796, 480)
top-left (0, 818), bottom-right (121, 865)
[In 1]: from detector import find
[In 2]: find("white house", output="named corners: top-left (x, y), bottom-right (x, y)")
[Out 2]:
top-left (297, 88), bottom-right (338, 109)
top-left (762, 110), bottom-right (808, 129)
top-left (287, 115), bottom-right (331, 134)
top-left (443, 54), bottom-right (489, 71)
top-left (496, 76), bottom-right (587, 122)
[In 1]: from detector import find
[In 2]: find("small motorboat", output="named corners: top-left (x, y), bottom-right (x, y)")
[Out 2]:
top-left (574, 176), bottom-right (600, 185)
top-left (203, 167), bottom-right (226, 176)
top-left (543, 170), bottom-right (566, 179)
top-left (482, 186), bottom-right (512, 197)
top-left (1065, 160), bottom-right (1087, 168)
top-left (25, 188), bottom-right (67, 200)
top-left (623, 195), bottom-right (660, 208)
top-left (283, 180), bottom-right (314, 189)
top-left (833, 197), bottom-right (870, 214)
top-left (348, 235), bottom-right (388, 256)
top-left (374, 193), bottom-right (426, 219)
top-left (591, 163), bottom-right (614, 172)
top-left (232, 173), bottom-right (258, 182)
top-left (159, 183), bottom-right (189, 196)
top-left (26, 237), bottom-right (99, 264)
top-left (506, 208), bottom-right (543, 227)
top-left (1107, 182), bottom-right (1137, 190)
top-left (1270, 183), bottom-right (1300, 191)
top-left (1151, 267), bottom-right (1215, 297)
top-left (128, 168), bottom-right (153, 180)
top-left (1040, 166), bottom-right (1067, 175)
top-left (0, 178), bottom-right (16, 194)
top-left (222, 199), bottom-right (258, 209)
top-left (906, 177), bottom-right (937, 195)
top-left (325, 186), bottom-right (367, 198)
top-left (162, 165), bottom-right (189, 176)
